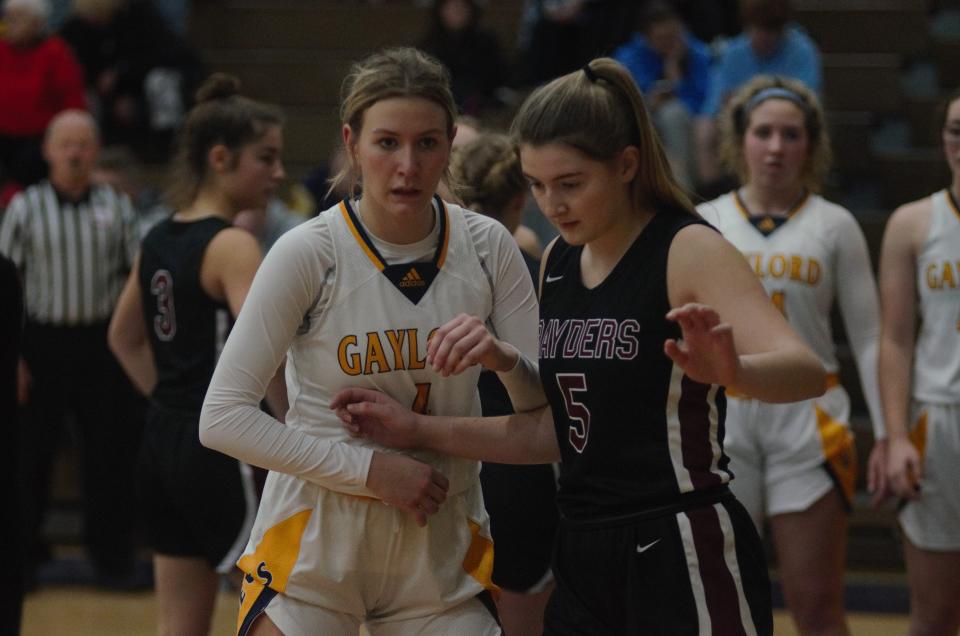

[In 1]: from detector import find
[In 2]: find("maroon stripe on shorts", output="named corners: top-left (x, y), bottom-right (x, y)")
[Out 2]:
top-left (679, 375), bottom-right (723, 489)
top-left (686, 504), bottom-right (746, 636)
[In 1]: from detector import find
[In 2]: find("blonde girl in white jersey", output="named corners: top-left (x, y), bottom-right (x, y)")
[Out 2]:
top-left (698, 75), bottom-right (885, 636)
top-left (878, 87), bottom-right (960, 636)
top-left (199, 48), bottom-right (543, 635)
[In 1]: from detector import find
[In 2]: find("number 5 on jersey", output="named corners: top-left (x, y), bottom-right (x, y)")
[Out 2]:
top-left (556, 373), bottom-right (591, 453)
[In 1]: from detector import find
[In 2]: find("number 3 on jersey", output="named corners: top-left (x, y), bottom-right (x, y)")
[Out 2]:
top-left (556, 373), bottom-right (591, 453)
top-left (150, 269), bottom-right (177, 341)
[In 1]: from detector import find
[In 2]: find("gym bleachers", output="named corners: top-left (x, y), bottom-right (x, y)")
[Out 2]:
top-left (187, 1), bottom-right (525, 178)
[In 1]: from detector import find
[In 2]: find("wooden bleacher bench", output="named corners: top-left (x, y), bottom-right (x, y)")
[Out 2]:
top-left (794, 0), bottom-right (928, 56)
top-left (822, 53), bottom-right (903, 113)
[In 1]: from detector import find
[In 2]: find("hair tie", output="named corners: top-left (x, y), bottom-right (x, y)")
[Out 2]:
top-left (582, 64), bottom-right (599, 83)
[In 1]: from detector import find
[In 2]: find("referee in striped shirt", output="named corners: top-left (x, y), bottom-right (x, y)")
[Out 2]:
top-left (0, 109), bottom-right (143, 588)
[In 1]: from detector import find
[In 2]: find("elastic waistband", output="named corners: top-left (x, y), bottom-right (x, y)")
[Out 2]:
top-left (559, 487), bottom-right (733, 529)
top-left (726, 372), bottom-right (839, 399)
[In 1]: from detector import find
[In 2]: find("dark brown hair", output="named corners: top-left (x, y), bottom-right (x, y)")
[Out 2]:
top-left (740, 0), bottom-right (790, 29)
top-left (166, 73), bottom-right (284, 209)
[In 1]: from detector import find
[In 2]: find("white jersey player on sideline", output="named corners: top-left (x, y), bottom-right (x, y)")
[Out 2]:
top-left (699, 75), bottom-right (883, 636)
top-left (877, 86), bottom-right (960, 636)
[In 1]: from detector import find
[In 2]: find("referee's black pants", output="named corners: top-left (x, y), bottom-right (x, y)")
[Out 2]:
top-left (18, 320), bottom-right (144, 579)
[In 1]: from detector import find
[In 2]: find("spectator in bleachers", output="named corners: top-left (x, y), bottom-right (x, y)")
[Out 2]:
top-left (674, 0), bottom-right (741, 45)
top-left (417, 0), bottom-right (508, 116)
top-left (0, 110), bottom-right (144, 591)
top-left (700, 75), bottom-right (884, 636)
top-left (877, 87), bottom-right (960, 636)
top-left (59, 0), bottom-right (202, 159)
top-left (695, 0), bottom-right (821, 188)
top-left (0, 0), bottom-right (85, 204)
top-left (516, 0), bottom-right (637, 87)
top-left (704, 0), bottom-right (820, 115)
top-left (612, 2), bottom-right (713, 187)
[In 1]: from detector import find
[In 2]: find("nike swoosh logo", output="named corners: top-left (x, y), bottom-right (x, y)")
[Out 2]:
top-left (636, 539), bottom-right (661, 554)
top-left (545, 274), bottom-right (564, 283)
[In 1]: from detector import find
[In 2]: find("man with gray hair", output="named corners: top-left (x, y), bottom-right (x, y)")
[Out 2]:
top-left (0, 110), bottom-right (143, 590)
top-left (0, 0), bottom-right (85, 201)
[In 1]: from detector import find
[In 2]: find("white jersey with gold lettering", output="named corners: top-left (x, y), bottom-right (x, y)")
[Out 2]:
top-left (201, 197), bottom-right (541, 625)
top-left (700, 192), bottom-right (876, 382)
top-left (913, 189), bottom-right (960, 404)
top-left (697, 192), bottom-right (883, 525)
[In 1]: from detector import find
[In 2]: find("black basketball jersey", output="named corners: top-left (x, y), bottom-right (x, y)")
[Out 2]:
top-left (139, 217), bottom-right (233, 414)
top-left (538, 211), bottom-right (731, 521)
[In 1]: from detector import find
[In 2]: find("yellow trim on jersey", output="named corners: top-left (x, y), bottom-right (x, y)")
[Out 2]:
top-left (815, 404), bottom-right (857, 506)
top-left (909, 410), bottom-right (928, 463)
top-left (236, 509), bottom-right (313, 635)
top-left (946, 189), bottom-right (960, 223)
top-left (462, 518), bottom-right (500, 601)
top-left (237, 508), bottom-right (313, 593)
top-left (340, 200), bottom-right (386, 271)
top-left (237, 574), bottom-right (272, 635)
top-left (436, 198), bottom-right (451, 269)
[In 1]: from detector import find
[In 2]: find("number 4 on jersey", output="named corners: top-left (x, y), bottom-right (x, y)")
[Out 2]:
top-left (411, 383), bottom-right (431, 415)
top-left (556, 373), bottom-right (591, 453)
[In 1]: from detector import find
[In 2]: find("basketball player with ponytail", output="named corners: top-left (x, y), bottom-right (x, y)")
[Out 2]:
top-left (108, 73), bottom-right (286, 636)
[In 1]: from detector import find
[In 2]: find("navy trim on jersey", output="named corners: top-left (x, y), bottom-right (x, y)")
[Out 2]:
top-left (339, 196), bottom-right (450, 304)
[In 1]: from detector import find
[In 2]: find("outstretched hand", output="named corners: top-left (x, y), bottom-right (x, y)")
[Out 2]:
top-left (427, 313), bottom-right (517, 376)
top-left (366, 452), bottom-right (449, 527)
top-left (664, 303), bottom-right (741, 388)
top-left (331, 387), bottom-right (422, 449)
top-left (663, 303), bottom-right (740, 386)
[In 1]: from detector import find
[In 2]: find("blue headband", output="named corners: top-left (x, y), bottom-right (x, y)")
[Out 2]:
top-left (744, 86), bottom-right (809, 115)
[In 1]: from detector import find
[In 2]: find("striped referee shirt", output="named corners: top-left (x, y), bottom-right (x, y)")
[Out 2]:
top-left (0, 180), bottom-right (138, 325)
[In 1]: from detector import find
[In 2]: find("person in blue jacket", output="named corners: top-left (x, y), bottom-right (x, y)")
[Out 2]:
top-left (613, 2), bottom-right (712, 187)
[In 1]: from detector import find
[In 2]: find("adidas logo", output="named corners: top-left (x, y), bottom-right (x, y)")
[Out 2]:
top-left (399, 267), bottom-right (426, 287)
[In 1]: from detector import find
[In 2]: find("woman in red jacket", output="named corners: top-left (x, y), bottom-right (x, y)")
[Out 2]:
top-left (0, 0), bottom-right (86, 199)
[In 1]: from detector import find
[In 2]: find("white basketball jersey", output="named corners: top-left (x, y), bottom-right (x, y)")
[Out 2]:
top-left (700, 192), bottom-right (852, 373)
top-left (913, 189), bottom-right (960, 403)
top-left (283, 198), bottom-right (497, 494)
